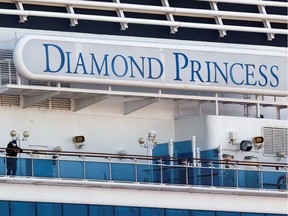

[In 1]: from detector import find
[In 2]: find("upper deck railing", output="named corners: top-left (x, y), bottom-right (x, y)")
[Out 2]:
top-left (0, 0), bottom-right (287, 41)
top-left (0, 148), bottom-right (287, 192)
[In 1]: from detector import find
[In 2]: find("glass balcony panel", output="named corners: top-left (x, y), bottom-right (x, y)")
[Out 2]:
top-left (33, 158), bottom-right (55, 178)
top-left (162, 165), bottom-right (186, 185)
top-left (238, 169), bottom-right (261, 189)
top-left (188, 167), bottom-right (213, 186)
top-left (213, 168), bottom-right (237, 188)
top-left (137, 164), bottom-right (160, 183)
top-left (111, 163), bottom-right (135, 182)
top-left (59, 160), bottom-right (84, 179)
top-left (85, 161), bottom-right (109, 180)
top-left (0, 156), bottom-right (6, 175)
top-left (263, 170), bottom-right (286, 190)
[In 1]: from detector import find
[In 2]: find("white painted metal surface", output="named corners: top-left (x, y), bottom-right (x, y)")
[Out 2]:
top-left (0, 0), bottom-right (287, 39)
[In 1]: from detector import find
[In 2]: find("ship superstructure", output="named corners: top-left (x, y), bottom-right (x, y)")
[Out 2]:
top-left (0, 0), bottom-right (287, 215)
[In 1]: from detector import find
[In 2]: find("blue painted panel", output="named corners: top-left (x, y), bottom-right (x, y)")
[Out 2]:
top-left (216, 211), bottom-right (240, 216)
top-left (266, 214), bottom-right (286, 216)
top-left (11, 201), bottom-right (36, 216)
top-left (86, 161), bottom-right (109, 180)
top-left (137, 164), bottom-right (154, 183)
top-left (200, 149), bottom-right (219, 166)
top-left (174, 141), bottom-right (192, 158)
top-left (114, 206), bottom-right (139, 216)
top-left (166, 208), bottom-right (191, 216)
top-left (89, 205), bottom-right (114, 216)
top-left (192, 210), bottom-right (216, 216)
top-left (36, 203), bottom-right (62, 216)
top-left (63, 204), bottom-right (88, 216)
top-left (33, 159), bottom-right (54, 178)
top-left (153, 143), bottom-right (169, 157)
top-left (111, 163), bottom-right (135, 182)
top-left (0, 157), bottom-right (6, 175)
top-left (241, 213), bottom-right (264, 216)
top-left (214, 168), bottom-right (236, 188)
top-left (137, 164), bottom-right (162, 183)
top-left (0, 201), bottom-right (9, 216)
top-left (60, 160), bottom-right (84, 179)
top-left (263, 171), bottom-right (286, 190)
top-left (238, 170), bottom-right (260, 189)
top-left (140, 207), bottom-right (165, 216)
top-left (162, 166), bottom-right (186, 184)
top-left (188, 167), bottom-right (202, 185)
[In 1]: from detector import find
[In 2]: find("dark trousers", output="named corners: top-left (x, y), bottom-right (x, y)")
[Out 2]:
top-left (6, 157), bottom-right (17, 175)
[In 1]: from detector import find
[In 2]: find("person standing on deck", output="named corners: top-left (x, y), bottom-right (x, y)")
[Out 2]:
top-left (6, 140), bottom-right (23, 175)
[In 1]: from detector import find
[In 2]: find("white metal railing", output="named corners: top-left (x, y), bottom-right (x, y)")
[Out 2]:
top-left (0, 148), bottom-right (287, 191)
top-left (0, 0), bottom-right (287, 40)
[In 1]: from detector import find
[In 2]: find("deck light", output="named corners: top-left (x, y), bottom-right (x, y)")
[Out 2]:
top-left (10, 130), bottom-right (30, 147)
top-left (138, 131), bottom-right (158, 163)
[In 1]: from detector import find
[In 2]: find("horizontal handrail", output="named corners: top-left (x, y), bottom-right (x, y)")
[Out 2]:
top-left (1, 0), bottom-right (287, 23)
top-left (0, 0), bottom-right (287, 37)
top-left (1, 148), bottom-right (287, 169)
top-left (1, 148), bottom-right (287, 191)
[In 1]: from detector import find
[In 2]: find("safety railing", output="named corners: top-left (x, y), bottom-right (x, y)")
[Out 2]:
top-left (0, 148), bottom-right (287, 191)
top-left (0, 0), bottom-right (287, 40)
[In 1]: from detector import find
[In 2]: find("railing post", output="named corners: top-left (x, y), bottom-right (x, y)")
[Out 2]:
top-left (108, 157), bottom-right (112, 181)
top-left (285, 167), bottom-right (288, 191)
top-left (31, 156), bottom-right (34, 177)
top-left (134, 158), bottom-right (138, 183)
top-left (185, 159), bottom-right (189, 186)
top-left (260, 165), bottom-right (263, 189)
top-left (235, 162), bottom-right (239, 189)
top-left (57, 157), bottom-right (60, 178)
top-left (4, 155), bottom-right (7, 176)
top-left (83, 155), bottom-right (86, 180)
top-left (210, 161), bottom-right (214, 187)
top-left (160, 158), bottom-right (163, 184)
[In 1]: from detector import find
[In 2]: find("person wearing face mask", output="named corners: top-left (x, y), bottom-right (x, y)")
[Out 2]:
top-left (6, 140), bottom-right (23, 175)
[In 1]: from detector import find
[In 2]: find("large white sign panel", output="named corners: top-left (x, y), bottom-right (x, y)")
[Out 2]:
top-left (13, 35), bottom-right (287, 92)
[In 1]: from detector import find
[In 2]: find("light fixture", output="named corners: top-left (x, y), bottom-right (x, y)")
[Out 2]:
top-left (10, 130), bottom-right (17, 138)
top-left (138, 131), bottom-right (158, 149)
top-left (9, 130), bottom-right (30, 147)
top-left (23, 131), bottom-right (30, 139)
top-left (73, 135), bottom-right (85, 149)
top-left (138, 131), bottom-right (158, 162)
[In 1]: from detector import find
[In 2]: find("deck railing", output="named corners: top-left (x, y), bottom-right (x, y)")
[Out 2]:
top-left (0, 0), bottom-right (287, 40)
top-left (0, 148), bottom-right (287, 191)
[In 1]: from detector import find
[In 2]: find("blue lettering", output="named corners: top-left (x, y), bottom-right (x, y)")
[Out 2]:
top-left (147, 57), bottom-right (163, 79)
top-left (129, 56), bottom-right (145, 78)
top-left (173, 52), bottom-right (188, 81)
top-left (205, 61), bottom-right (212, 83)
top-left (230, 63), bottom-right (244, 85)
top-left (245, 64), bottom-right (257, 86)
top-left (43, 44), bottom-right (65, 73)
top-left (74, 53), bottom-right (87, 74)
top-left (65, 52), bottom-right (72, 74)
top-left (90, 53), bottom-right (109, 76)
top-left (190, 60), bottom-right (204, 82)
top-left (270, 65), bottom-right (279, 87)
top-left (258, 65), bottom-right (268, 87)
top-left (112, 55), bottom-right (128, 77)
top-left (213, 62), bottom-right (228, 83)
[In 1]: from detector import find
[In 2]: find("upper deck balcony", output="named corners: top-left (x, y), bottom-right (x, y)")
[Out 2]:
top-left (0, 148), bottom-right (287, 193)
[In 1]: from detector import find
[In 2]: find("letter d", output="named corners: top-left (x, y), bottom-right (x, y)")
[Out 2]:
top-left (43, 44), bottom-right (65, 73)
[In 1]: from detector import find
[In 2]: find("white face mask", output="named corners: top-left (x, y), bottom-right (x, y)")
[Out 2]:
top-left (12, 143), bottom-right (16, 147)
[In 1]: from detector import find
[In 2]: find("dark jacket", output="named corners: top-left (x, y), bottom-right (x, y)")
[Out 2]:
top-left (6, 141), bottom-right (23, 157)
